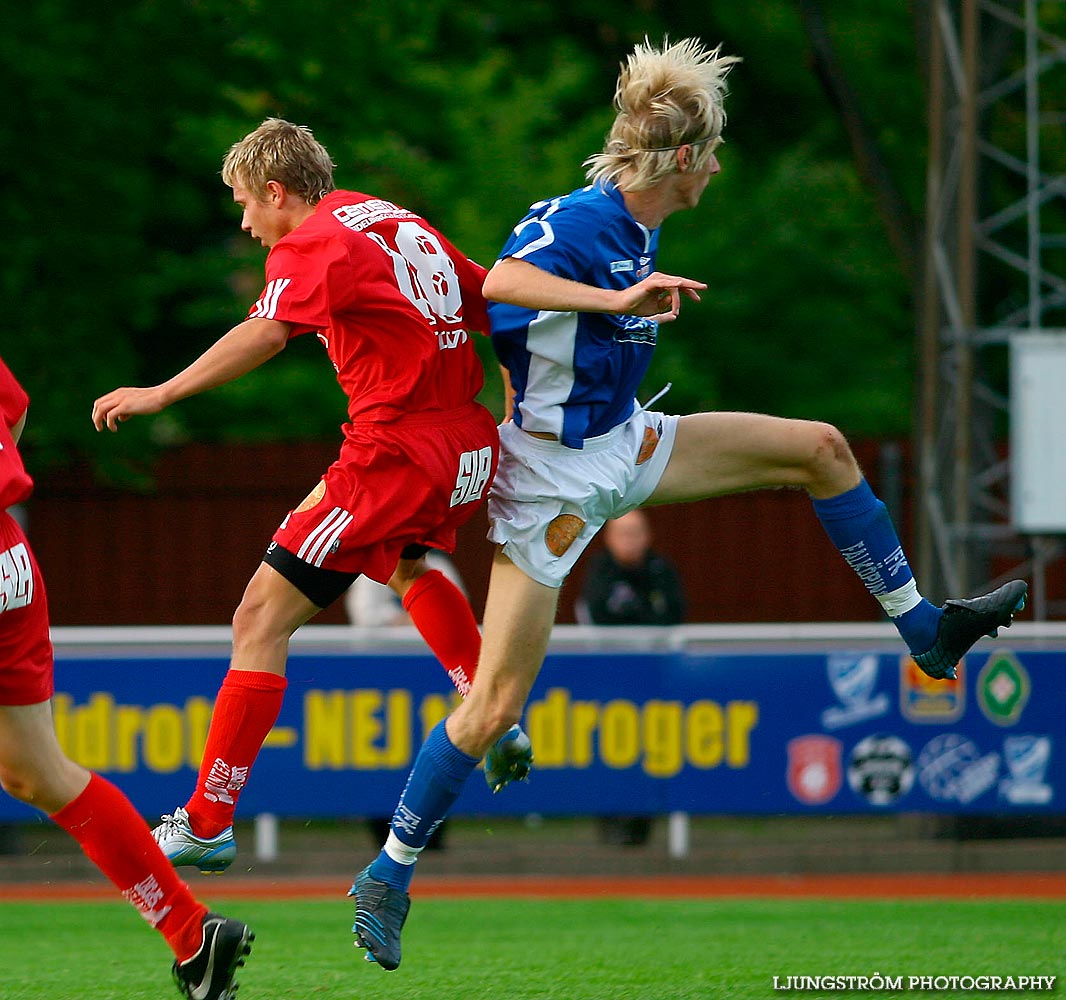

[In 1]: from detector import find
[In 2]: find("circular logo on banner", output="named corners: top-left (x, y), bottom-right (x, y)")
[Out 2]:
top-left (847, 734), bottom-right (914, 806)
top-left (917, 733), bottom-right (999, 805)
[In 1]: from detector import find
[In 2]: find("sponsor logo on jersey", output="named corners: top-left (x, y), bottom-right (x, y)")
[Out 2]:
top-left (0, 542), bottom-right (34, 614)
top-left (332, 199), bottom-right (418, 232)
top-left (786, 734), bottom-right (842, 805)
top-left (615, 317), bottom-right (659, 346)
top-left (313, 332), bottom-right (340, 373)
top-left (610, 259), bottom-right (635, 273)
top-left (436, 329), bottom-right (469, 351)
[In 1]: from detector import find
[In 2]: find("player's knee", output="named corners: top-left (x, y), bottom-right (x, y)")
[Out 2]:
top-left (231, 590), bottom-right (277, 645)
top-left (231, 598), bottom-right (255, 638)
top-left (804, 421), bottom-right (858, 485)
top-left (387, 560), bottom-right (427, 597)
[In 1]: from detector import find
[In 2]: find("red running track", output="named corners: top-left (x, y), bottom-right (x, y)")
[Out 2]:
top-left (2, 872), bottom-right (1064, 901)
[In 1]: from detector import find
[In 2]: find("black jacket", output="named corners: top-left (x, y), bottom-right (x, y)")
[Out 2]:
top-left (579, 549), bottom-right (686, 625)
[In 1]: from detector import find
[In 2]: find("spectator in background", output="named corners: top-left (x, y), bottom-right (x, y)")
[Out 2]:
top-left (578, 509), bottom-right (684, 846)
top-left (577, 509), bottom-right (685, 627)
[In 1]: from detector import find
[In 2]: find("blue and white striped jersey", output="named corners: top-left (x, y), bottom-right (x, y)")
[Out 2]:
top-left (489, 182), bottom-right (660, 449)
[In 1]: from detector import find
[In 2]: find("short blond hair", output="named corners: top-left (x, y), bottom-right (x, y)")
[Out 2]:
top-left (584, 38), bottom-right (740, 192)
top-left (221, 118), bottom-right (336, 204)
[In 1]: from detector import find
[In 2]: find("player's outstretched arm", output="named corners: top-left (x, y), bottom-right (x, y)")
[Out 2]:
top-left (92, 318), bottom-right (291, 431)
top-left (483, 258), bottom-right (705, 323)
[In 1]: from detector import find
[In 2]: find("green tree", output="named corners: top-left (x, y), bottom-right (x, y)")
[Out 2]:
top-left (2, 0), bottom-right (930, 483)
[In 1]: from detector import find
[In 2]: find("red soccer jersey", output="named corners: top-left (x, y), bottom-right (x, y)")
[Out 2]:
top-left (0, 358), bottom-right (32, 509)
top-left (247, 191), bottom-right (490, 428)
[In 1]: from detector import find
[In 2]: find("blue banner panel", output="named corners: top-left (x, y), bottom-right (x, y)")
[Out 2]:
top-left (663, 647), bottom-right (1062, 815)
top-left (0, 641), bottom-right (1060, 821)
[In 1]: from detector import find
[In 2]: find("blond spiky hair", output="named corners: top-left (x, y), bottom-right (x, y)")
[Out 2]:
top-left (221, 118), bottom-right (336, 204)
top-left (584, 37), bottom-right (741, 192)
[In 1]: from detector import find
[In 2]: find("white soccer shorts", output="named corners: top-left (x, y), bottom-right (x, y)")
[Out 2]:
top-left (487, 407), bottom-right (679, 588)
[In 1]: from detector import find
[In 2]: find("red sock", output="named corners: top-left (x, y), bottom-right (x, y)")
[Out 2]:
top-left (402, 569), bottom-right (480, 695)
top-left (185, 670), bottom-right (287, 838)
top-left (51, 773), bottom-right (207, 961)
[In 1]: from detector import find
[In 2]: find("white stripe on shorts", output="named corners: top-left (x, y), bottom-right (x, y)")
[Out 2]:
top-left (297, 506), bottom-right (353, 567)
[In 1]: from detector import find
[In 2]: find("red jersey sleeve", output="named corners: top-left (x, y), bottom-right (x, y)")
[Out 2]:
top-left (247, 239), bottom-right (341, 337)
top-left (0, 359), bottom-right (33, 508)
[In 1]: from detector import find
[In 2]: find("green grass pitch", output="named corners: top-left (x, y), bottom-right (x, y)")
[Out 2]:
top-left (0, 896), bottom-right (1062, 999)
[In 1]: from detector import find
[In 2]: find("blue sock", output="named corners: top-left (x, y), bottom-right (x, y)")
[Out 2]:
top-left (812, 479), bottom-right (941, 654)
top-left (369, 720), bottom-right (478, 891)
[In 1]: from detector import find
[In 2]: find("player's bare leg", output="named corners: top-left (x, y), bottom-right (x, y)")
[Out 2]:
top-left (648, 411), bottom-right (861, 504)
top-left (155, 565), bottom-right (320, 873)
top-left (389, 553), bottom-right (534, 791)
top-left (446, 550), bottom-right (558, 758)
top-left (353, 550), bottom-right (555, 970)
top-left (0, 702), bottom-right (90, 814)
top-left (651, 411), bottom-right (1026, 676)
top-left (228, 562), bottom-right (322, 675)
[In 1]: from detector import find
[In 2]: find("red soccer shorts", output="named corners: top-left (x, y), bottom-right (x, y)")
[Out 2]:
top-left (0, 512), bottom-right (54, 706)
top-left (271, 402), bottom-right (499, 584)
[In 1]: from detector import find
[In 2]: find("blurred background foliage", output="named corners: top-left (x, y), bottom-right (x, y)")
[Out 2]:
top-left (1, 0), bottom-right (928, 485)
